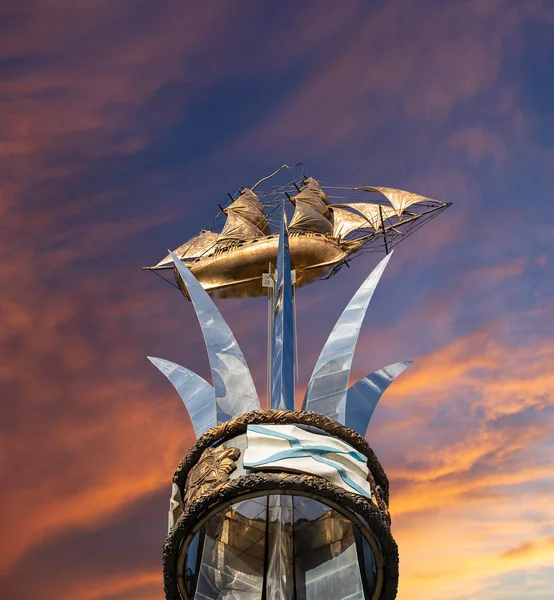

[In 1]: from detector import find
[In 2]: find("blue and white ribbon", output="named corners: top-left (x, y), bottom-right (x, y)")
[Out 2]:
top-left (243, 424), bottom-right (371, 498)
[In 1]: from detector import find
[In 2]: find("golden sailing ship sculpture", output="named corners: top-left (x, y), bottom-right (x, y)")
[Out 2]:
top-left (144, 164), bottom-right (451, 298)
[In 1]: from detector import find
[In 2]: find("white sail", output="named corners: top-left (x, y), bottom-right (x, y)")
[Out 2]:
top-left (333, 203), bottom-right (397, 231)
top-left (331, 207), bottom-right (373, 239)
top-left (155, 230), bottom-right (219, 267)
top-left (357, 186), bottom-right (434, 218)
top-left (225, 188), bottom-right (270, 234)
top-left (289, 200), bottom-right (334, 234)
top-left (217, 211), bottom-right (265, 243)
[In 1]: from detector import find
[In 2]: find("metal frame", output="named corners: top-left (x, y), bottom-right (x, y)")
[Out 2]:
top-left (170, 484), bottom-right (394, 600)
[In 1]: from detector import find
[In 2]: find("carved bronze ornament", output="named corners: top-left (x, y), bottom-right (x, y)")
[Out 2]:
top-left (184, 445), bottom-right (240, 505)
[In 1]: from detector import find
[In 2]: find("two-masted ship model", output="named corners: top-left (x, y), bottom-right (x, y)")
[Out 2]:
top-left (147, 164), bottom-right (450, 600)
top-left (144, 164), bottom-right (450, 298)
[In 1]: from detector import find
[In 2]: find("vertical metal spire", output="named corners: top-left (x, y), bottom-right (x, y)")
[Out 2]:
top-left (270, 207), bottom-right (295, 410)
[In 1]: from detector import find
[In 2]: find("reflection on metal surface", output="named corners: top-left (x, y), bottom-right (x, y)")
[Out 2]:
top-left (266, 496), bottom-right (295, 600)
top-left (270, 211), bottom-right (295, 411)
top-left (184, 231), bottom-right (350, 299)
top-left (187, 498), bottom-right (267, 599)
top-left (147, 357), bottom-right (216, 437)
top-left (171, 252), bottom-right (260, 421)
top-left (183, 496), bottom-right (378, 600)
top-left (144, 169), bottom-right (451, 298)
top-left (303, 252), bottom-right (393, 418)
top-left (345, 361), bottom-right (412, 436)
top-left (244, 424), bottom-right (371, 498)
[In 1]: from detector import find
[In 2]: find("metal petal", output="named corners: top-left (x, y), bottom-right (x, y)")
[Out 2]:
top-left (270, 211), bottom-right (295, 411)
top-left (170, 252), bottom-right (260, 421)
top-left (343, 361), bottom-right (412, 436)
top-left (303, 252), bottom-right (393, 417)
top-left (147, 356), bottom-right (216, 437)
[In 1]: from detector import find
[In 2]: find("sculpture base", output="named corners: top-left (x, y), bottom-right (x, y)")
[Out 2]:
top-left (164, 410), bottom-right (399, 600)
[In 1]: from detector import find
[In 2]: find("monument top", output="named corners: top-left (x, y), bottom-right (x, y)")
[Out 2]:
top-left (147, 164), bottom-right (451, 600)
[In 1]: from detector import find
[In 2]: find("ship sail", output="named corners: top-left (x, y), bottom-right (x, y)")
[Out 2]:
top-left (334, 203), bottom-right (397, 231)
top-left (292, 187), bottom-right (331, 219)
top-left (331, 207), bottom-right (373, 239)
top-left (155, 230), bottom-right (219, 268)
top-left (217, 211), bottom-right (265, 242)
top-left (357, 186), bottom-right (434, 218)
top-left (303, 177), bottom-right (330, 205)
top-left (289, 200), bottom-right (334, 235)
top-left (144, 168), bottom-right (451, 299)
top-left (225, 188), bottom-right (270, 234)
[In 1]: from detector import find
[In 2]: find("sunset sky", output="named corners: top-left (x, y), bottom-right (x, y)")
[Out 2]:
top-left (1, 1), bottom-right (553, 598)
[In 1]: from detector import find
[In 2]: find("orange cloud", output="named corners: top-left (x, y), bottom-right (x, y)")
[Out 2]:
top-left (359, 324), bottom-right (554, 599)
top-left (501, 536), bottom-right (554, 560)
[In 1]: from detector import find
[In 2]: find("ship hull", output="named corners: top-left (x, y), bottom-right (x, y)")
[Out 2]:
top-left (179, 232), bottom-right (350, 298)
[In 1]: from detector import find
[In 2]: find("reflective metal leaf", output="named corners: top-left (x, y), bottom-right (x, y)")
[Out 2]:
top-left (147, 356), bottom-right (216, 437)
top-left (170, 252), bottom-right (260, 421)
top-left (344, 361), bottom-right (412, 436)
top-left (303, 252), bottom-right (393, 417)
